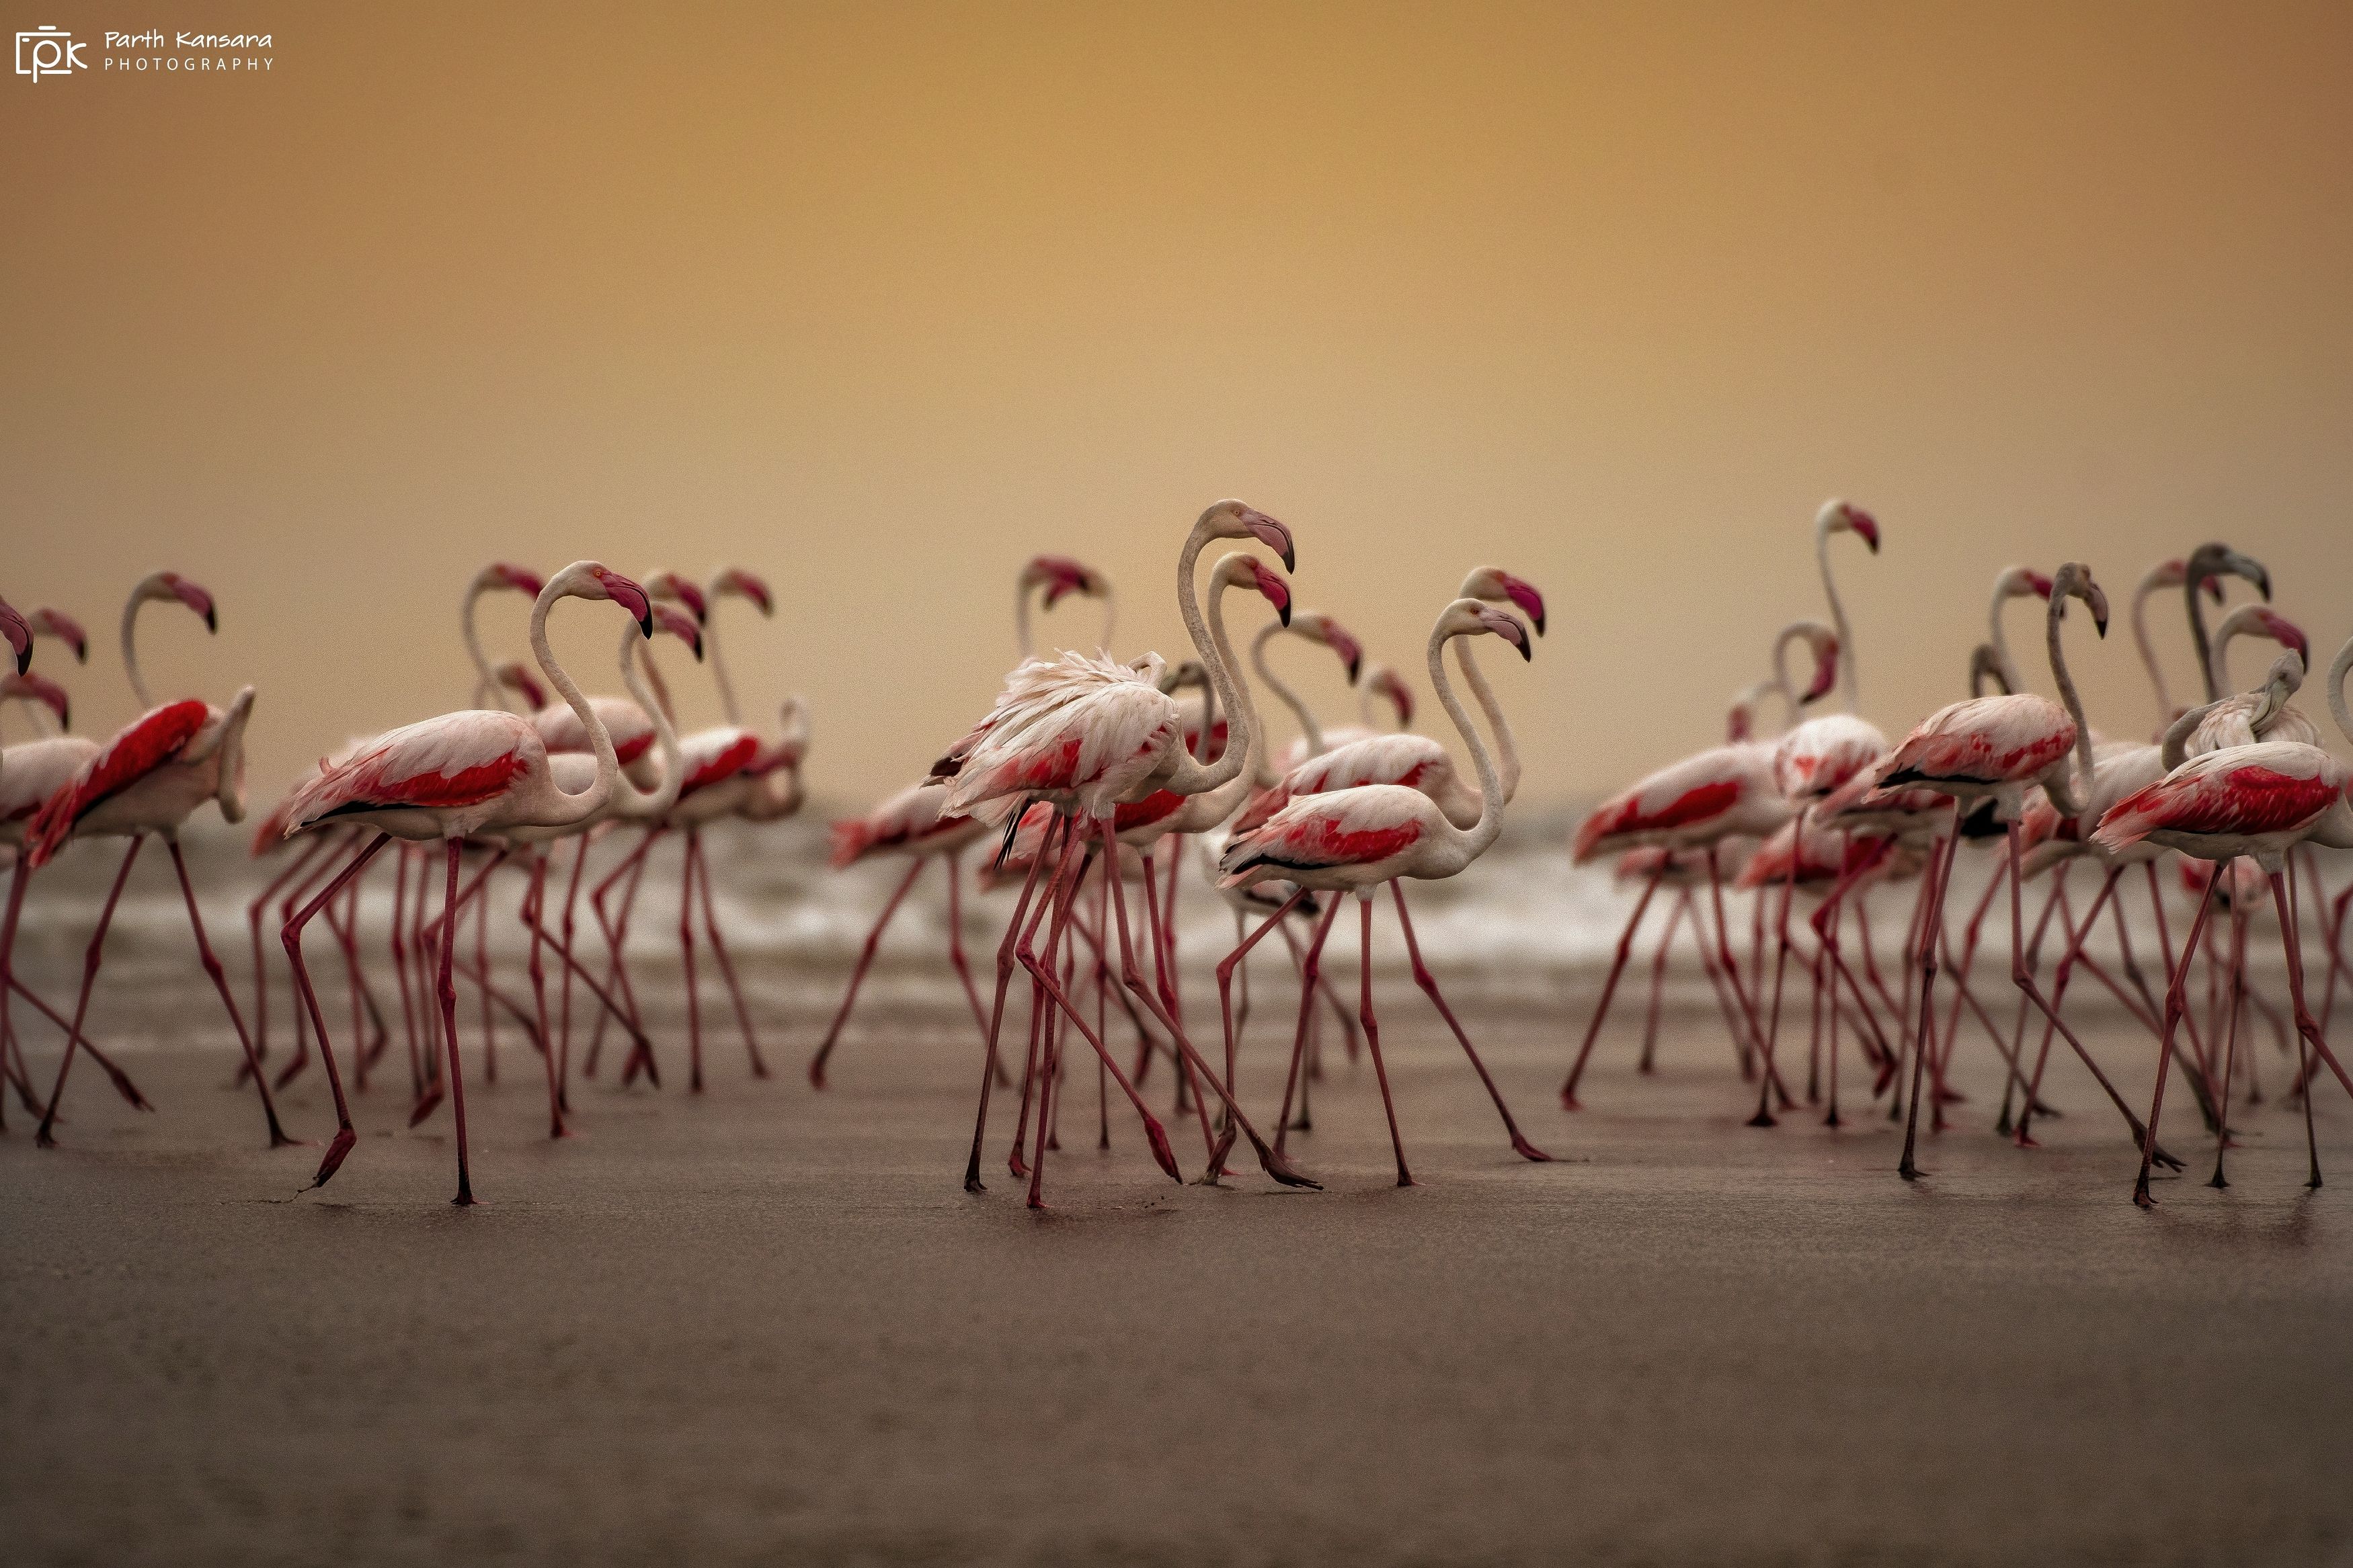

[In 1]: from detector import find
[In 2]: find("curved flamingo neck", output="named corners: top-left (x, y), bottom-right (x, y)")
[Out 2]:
top-left (608, 622), bottom-right (684, 821)
top-left (1162, 523), bottom-right (1248, 794)
top-left (2042, 593), bottom-right (2096, 817)
top-left (462, 577), bottom-right (511, 712)
top-left (527, 583), bottom-right (616, 827)
top-left (1453, 640), bottom-right (1519, 804)
top-left (1817, 518), bottom-right (1859, 712)
top-left (2130, 565), bottom-right (2176, 723)
top-left (1014, 578), bottom-right (1035, 661)
top-left (1988, 581), bottom-right (2027, 695)
top-left (706, 600), bottom-right (744, 728)
top-left (1168, 575), bottom-right (1271, 829)
top-left (1096, 587), bottom-right (1117, 657)
top-left (2327, 632), bottom-right (2353, 749)
top-left (1427, 622), bottom-right (1504, 861)
top-left (1251, 620), bottom-right (1322, 766)
top-left (2185, 574), bottom-right (2221, 704)
top-left (119, 590), bottom-right (155, 710)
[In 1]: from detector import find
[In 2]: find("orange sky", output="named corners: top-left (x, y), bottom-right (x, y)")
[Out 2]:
top-left (5, 1), bottom-right (2350, 807)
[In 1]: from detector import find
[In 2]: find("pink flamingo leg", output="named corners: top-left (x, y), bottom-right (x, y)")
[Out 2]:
top-left (1271, 900), bottom-right (1343, 1158)
top-left (245, 833), bottom-right (328, 1068)
top-left (586, 829), bottom-right (657, 1077)
top-left (1353, 894), bottom-right (1415, 1187)
top-left (963, 812), bottom-right (1060, 1193)
top-left (1215, 888), bottom-right (1308, 1133)
top-left (388, 846), bottom-right (421, 1096)
top-left (34, 836), bottom-right (148, 1145)
top-left (2282, 864), bottom-right (2325, 1187)
top-left (677, 833), bottom-right (705, 1093)
top-left (1751, 837), bottom-right (1803, 1126)
top-left (556, 832), bottom-right (591, 1095)
top-left (1084, 817), bottom-right (1309, 1190)
top-left (1702, 845), bottom-right (1786, 1108)
top-left (252, 841), bottom-right (343, 1090)
top-left (811, 858), bottom-right (924, 1087)
top-left (1562, 860), bottom-right (1665, 1109)
top-left (2206, 886), bottom-right (2250, 1187)
top-left (2136, 876), bottom-right (2219, 1206)
top-left (690, 831), bottom-right (767, 1079)
top-left (167, 837), bottom-right (300, 1148)
top-left (523, 851), bottom-right (567, 1138)
top-left (1638, 891), bottom-right (1687, 1076)
top-left (475, 873), bottom-right (495, 1084)
top-left (2014, 866), bottom-right (2125, 1146)
top-left (430, 841), bottom-right (480, 1206)
top-left (1897, 817), bottom-right (1963, 1178)
top-left (1390, 882), bottom-right (1548, 1161)
top-left (284, 833), bottom-right (393, 1188)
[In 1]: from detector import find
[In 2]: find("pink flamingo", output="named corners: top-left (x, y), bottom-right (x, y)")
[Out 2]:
top-left (935, 503), bottom-right (1314, 1205)
top-left (2094, 629), bottom-right (2353, 1204)
top-left (1564, 620), bottom-right (1839, 1107)
top-left (807, 554), bottom-right (1111, 1087)
top-left (21, 572), bottom-right (272, 1145)
top-left (1874, 563), bottom-right (2180, 1180)
top-left (272, 561), bottom-right (654, 1204)
top-left (1211, 597), bottom-right (1536, 1187)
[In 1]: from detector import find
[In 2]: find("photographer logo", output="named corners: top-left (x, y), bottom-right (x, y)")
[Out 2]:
top-left (15, 24), bottom-right (86, 79)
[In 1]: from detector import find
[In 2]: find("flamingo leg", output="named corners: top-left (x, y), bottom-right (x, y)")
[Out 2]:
top-left (432, 841), bottom-right (479, 1206)
top-left (555, 832), bottom-right (591, 1108)
top-left (284, 833), bottom-right (392, 1188)
top-left (1704, 845), bottom-right (1786, 1108)
top-left (2207, 886), bottom-right (2250, 1187)
top-left (2282, 864), bottom-right (2325, 1188)
top-left (254, 842), bottom-right (343, 1091)
top-left (676, 833), bottom-right (704, 1092)
top-left (1995, 861), bottom-right (2066, 1131)
top-left (2015, 866), bottom-right (2124, 1147)
top-left (1639, 890), bottom-right (1689, 1076)
top-left (473, 872), bottom-right (495, 1083)
top-left (389, 847), bottom-right (420, 1095)
top-left (810, 857), bottom-right (925, 1087)
top-left (162, 837), bottom-right (299, 1147)
top-left (1898, 819), bottom-right (1962, 1179)
top-left (34, 836), bottom-right (147, 1145)
top-left (1751, 835), bottom-right (1802, 1127)
top-left (943, 854), bottom-right (996, 1066)
top-left (524, 851), bottom-right (566, 1138)
top-left (691, 831), bottom-right (766, 1079)
top-left (2270, 870), bottom-right (2353, 1102)
top-left (1353, 894), bottom-right (1415, 1187)
top-left (1562, 860), bottom-right (1665, 1109)
top-left (245, 833), bottom-right (329, 1067)
top-left (1272, 900), bottom-right (1343, 1158)
top-left (963, 811), bottom-right (1058, 1193)
top-left (1390, 882), bottom-right (1548, 1161)
top-left (2137, 876), bottom-right (2219, 1206)
top-left (1091, 821), bottom-right (1313, 1191)
top-left (1216, 889), bottom-right (1309, 1133)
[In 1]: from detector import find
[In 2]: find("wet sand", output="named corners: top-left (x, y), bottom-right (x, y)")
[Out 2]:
top-left (3, 975), bottom-right (2351, 1567)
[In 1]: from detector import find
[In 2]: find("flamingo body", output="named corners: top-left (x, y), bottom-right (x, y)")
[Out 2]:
top-left (1572, 744), bottom-right (1788, 863)
top-left (24, 696), bottom-right (253, 866)
top-left (829, 781), bottom-right (983, 866)
top-left (1878, 694), bottom-right (2075, 812)
top-left (937, 650), bottom-right (1182, 823)
top-left (2092, 744), bottom-right (2352, 866)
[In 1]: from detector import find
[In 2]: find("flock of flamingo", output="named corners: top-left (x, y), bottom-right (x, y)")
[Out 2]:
top-left (1, 499), bottom-right (2349, 1211)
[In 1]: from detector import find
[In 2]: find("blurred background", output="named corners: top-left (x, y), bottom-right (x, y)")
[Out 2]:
top-left (5, 0), bottom-right (2350, 808)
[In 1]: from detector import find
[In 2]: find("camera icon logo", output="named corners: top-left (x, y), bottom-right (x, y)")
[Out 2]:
top-left (15, 25), bottom-right (87, 81)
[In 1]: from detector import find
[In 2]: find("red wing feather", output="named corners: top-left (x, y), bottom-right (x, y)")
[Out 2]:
top-left (22, 700), bottom-right (209, 866)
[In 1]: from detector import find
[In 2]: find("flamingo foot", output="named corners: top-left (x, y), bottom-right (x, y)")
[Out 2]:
top-left (105, 1065), bottom-right (153, 1111)
top-left (2133, 1182), bottom-right (2156, 1209)
top-left (2011, 1128), bottom-right (2042, 1149)
top-left (268, 1126), bottom-right (316, 1150)
top-left (407, 1083), bottom-right (444, 1127)
top-left (1746, 1109), bottom-right (1778, 1128)
top-left (1142, 1118), bottom-right (1181, 1185)
top-left (1249, 1138), bottom-right (1321, 1191)
top-left (311, 1126), bottom-right (358, 1187)
top-left (1823, 1108), bottom-right (1842, 1128)
top-left (1934, 1085), bottom-right (1968, 1104)
top-left (1559, 1089), bottom-right (1583, 1112)
top-left (34, 1118), bottom-right (58, 1148)
top-left (1510, 1134), bottom-right (1552, 1163)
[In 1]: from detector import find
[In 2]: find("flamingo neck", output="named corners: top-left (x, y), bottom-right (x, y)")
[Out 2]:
top-left (528, 585), bottom-right (616, 827)
top-left (1014, 579), bottom-right (1035, 661)
top-left (1166, 523), bottom-right (1248, 794)
top-left (1427, 622), bottom-right (1504, 860)
top-left (609, 622), bottom-right (684, 821)
top-left (1251, 620), bottom-right (1322, 766)
top-left (1987, 583), bottom-right (2026, 695)
top-left (1096, 587), bottom-right (1117, 657)
top-left (2327, 632), bottom-right (2353, 749)
top-left (2207, 621), bottom-right (2247, 702)
top-left (1170, 578), bottom-right (1271, 829)
top-left (2041, 595), bottom-right (2096, 818)
top-left (461, 578), bottom-right (510, 713)
top-left (707, 601), bottom-right (743, 728)
top-left (1817, 519), bottom-right (1859, 713)
top-left (638, 645), bottom-right (680, 727)
top-left (2184, 574), bottom-right (2220, 704)
top-left (120, 591), bottom-right (153, 710)
top-left (1453, 639), bottom-right (1519, 804)
top-left (2130, 567), bottom-right (2175, 724)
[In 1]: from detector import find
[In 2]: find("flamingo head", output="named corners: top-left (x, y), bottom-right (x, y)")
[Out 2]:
top-left (138, 571), bottom-right (217, 632)
top-left (490, 661), bottom-right (549, 712)
top-left (1021, 554), bottom-right (1109, 610)
top-left (1459, 567), bottom-right (1547, 635)
top-left (2050, 562), bottom-right (2109, 636)
top-left (1439, 597), bottom-right (1533, 661)
top-left (2254, 651), bottom-right (2308, 728)
top-left (1211, 552), bottom-right (1291, 626)
top-left (473, 562), bottom-right (545, 599)
top-left (643, 571), bottom-right (709, 624)
top-left (1771, 620), bottom-right (1841, 704)
top-left (651, 604), bottom-right (706, 660)
top-left (1199, 500), bottom-right (1295, 572)
top-left (27, 608), bottom-right (89, 663)
top-left (1819, 499), bottom-right (1880, 553)
top-left (556, 563), bottom-right (654, 635)
top-left (1967, 642), bottom-right (2011, 697)
top-left (1293, 614), bottom-right (1364, 684)
top-left (2218, 604), bottom-right (2309, 670)
top-left (2186, 542), bottom-right (2270, 603)
top-left (1995, 565), bottom-right (2053, 602)
top-left (1366, 663), bottom-right (1414, 729)
top-left (0, 600), bottom-right (28, 675)
top-left (0, 671), bottom-right (69, 727)
top-left (711, 567), bottom-right (774, 616)
top-left (1156, 657), bottom-right (1209, 696)
top-left (2141, 557), bottom-right (2225, 603)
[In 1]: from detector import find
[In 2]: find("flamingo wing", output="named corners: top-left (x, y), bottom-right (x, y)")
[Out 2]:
top-left (1572, 745), bottom-right (1772, 862)
top-left (1772, 714), bottom-right (1887, 798)
top-left (678, 726), bottom-right (761, 794)
top-left (1881, 695), bottom-right (2073, 788)
top-left (830, 781), bottom-right (969, 867)
top-left (2092, 743), bottom-right (2346, 853)
top-left (1218, 784), bottom-right (1429, 884)
top-left (22, 700), bottom-right (210, 865)
top-left (941, 652), bottom-right (1179, 819)
top-left (535, 697), bottom-right (655, 768)
top-left (281, 710), bottom-right (536, 833)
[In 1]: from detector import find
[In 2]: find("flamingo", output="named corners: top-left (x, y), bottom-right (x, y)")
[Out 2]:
top-left (2094, 628), bottom-right (2353, 1205)
top-left (934, 501), bottom-right (1314, 1205)
top-left (1210, 597), bottom-right (1538, 1186)
top-left (462, 563), bottom-right (548, 710)
top-left (807, 554), bottom-right (1113, 1088)
top-left (1564, 620), bottom-right (1841, 1109)
top-left (0, 608), bottom-right (87, 739)
top-left (20, 573), bottom-right (273, 1148)
top-left (1873, 563), bottom-right (2180, 1180)
top-left (2129, 559), bottom-right (2223, 731)
top-left (270, 561), bottom-right (653, 1205)
top-left (2179, 542), bottom-right (2274, 708)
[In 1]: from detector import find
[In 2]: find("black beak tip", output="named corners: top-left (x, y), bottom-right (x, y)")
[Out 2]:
top-left (1277, 603), bottom-right (1291, 627)
top-left (204, 609), bottom-right (218, 633)
top-left (1346, 657), bottom-right (1362, 684)
top-left (638, 614), bottom-right (655, 638)
top-left (1517, 636), bottom-right (1533, 662)
top-left (2094, 614), bottom-right (2110, 638)
top-left (1280, 546), bottom-right (1297, 573)
top-left (1533, 614), bottom-right (1547, 636)
top-left (13, 648), bottom-right (28, 676)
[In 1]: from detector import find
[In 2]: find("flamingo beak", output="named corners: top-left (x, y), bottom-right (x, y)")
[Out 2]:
top-left (1803, 645), bottom-right (1839, 702)
top-left (1480, 608), bottom-right (1534, 661)
top-left (728, 570), bottom-right (776, 616)
top-left (2227, 550), bottom-right (2272, 602)
top-left (2, 605), bottom-right (30, 675)
top-left (2027, 572), bottom-right (2054, 601)
top-left (2086, 581), bottom-right (2111, 637)
top-left (598, 572), bottom-right (655, 636)
top-left (165, 575), bottom-right (218, 631)
top-left (1503, 576), bottom-right (1548, 635)
top-left (497, 564), bottom-right (547, 597)
top-left (1849, 510), bottom-right (1881, 553)
top-left (2265, 612), bottom-right (2310, 667)
top-left (1253, 563), bottom-right (1292, 626)
top-left (1242, 511), bottom-right (1297, 573)
top-left (653, 606), bottom-right (705, 660)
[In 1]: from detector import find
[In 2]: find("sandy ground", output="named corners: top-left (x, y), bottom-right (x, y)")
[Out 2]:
top-left (3, 969), bottom-right (2352, 1567)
